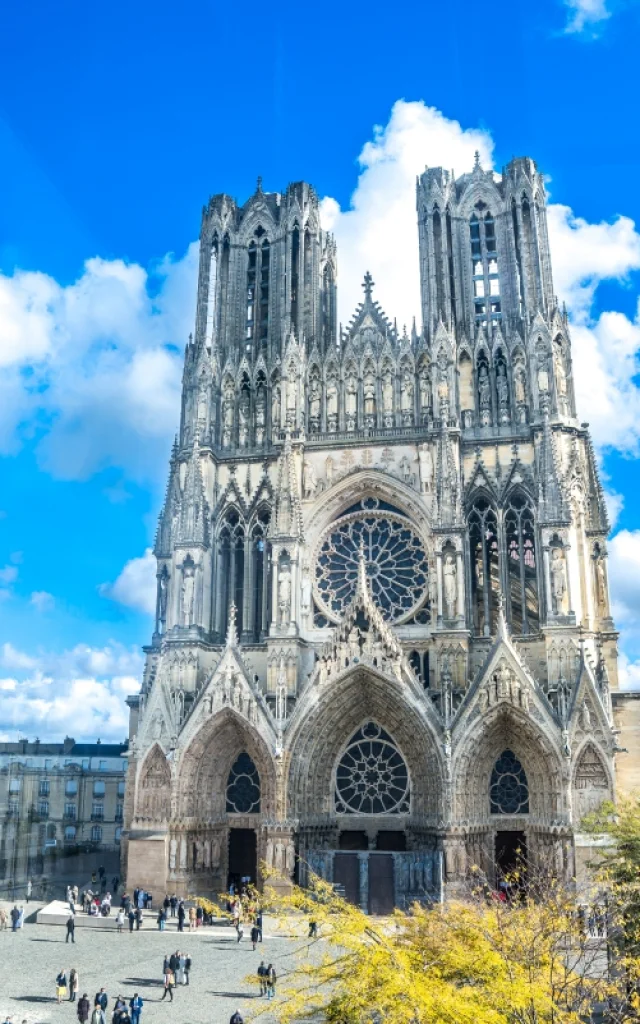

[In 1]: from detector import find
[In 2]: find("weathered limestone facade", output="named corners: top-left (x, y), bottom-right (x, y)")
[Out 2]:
top-left (124, 159), bottom-right (625, 910)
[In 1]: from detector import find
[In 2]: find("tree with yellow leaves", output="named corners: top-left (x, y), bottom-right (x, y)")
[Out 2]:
top-left (231, 864), bottom-right (638, 1024)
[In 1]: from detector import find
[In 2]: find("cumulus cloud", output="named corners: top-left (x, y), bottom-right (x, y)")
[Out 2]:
top-left (0, 641), bottom-right (142, 742)
top-left (102, 547), bottom-right (156, 615)
top-left (0, 243), bottom-right (198, 481)
top-left (30, 590), bottom-right (55, 612)
top-left (563, 0), bottom-right (611, 35)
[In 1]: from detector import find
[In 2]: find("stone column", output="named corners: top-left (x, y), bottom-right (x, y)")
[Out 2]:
top-left (543, 544), bottom-right (552, 621)
top-left (358, 853), bottom-right (369, 913)
top-left (455, 548), bottom-right (465, 621)
top-left (436, 551), bottom-right (444, 626)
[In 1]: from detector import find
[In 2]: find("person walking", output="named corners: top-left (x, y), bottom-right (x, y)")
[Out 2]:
top-left (0, 909), bottom-right (7, 930)
top-left (160, 970), bottom-right (174, 1002)
top-left (266, 963), bottom-right (276, 1001)
top-left (188, 905), bottom-right (196, 931)
top-left (308, 918), bottom-right (318, 938)
top-left (90, 1006), bottom-right (105, 1024)
top-left (25, 879), bottom-right (32, 903)
top-left (250, 924), bottom-right (260, 951)
top-left (56, 970), bottom-right (68, 1004)
top-left (127, 909), bottom-right (135, 933)
top-left (184, 954), bottom-right (191, 986)
top-left (255, 908), bottom-right (263, 942)
top-left (77, 993), bottom-right (91, 1023)
top-left (157, 907), bottom-right (166, 931)
top-left (135, 907), bottom-right (143, 930)
top-left (236, 917), bottom-right (244, 943)
top-left (116, 909), bottom-right (124, 933)
top-left (69, 968), bottom-right (79, 1002)
top-left (10, 906), bottom-right (19, 932)
top-left (257, 961), bottom-right (267, 997)
top-left (163, 895), bottom-right (170, 918)
top-left (94, 988), bottom-right (109, 1014)
top-left (129, 994), bottom-right (143, 1024)
top-left (177, 901), bottom-right (185, 932)
top-left (66, 914), bottom-right (76, 943)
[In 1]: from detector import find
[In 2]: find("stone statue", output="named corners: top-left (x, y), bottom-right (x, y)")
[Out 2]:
top-left (285, 842), bottom-right (295, 875)
top-left (179, 837), bottom-right (187, 869)
top-left (238, 390), bottom-right (250, 447)
top-left (274, 840), bottom-right (285, 874)
top-left (157, 567), bottom-right (169, 632)
top-left (255, 386), bottom-right (266, 444)
top-left (419, 366), bottom-right (431, 412)
top-left (443, 553), bottom-right (457, 618)
top-left (181, 561), bottom-right (196, 626)
top-left (364, 373), bottom-right (376, 419)
top-left (286, 374), bottom-right (297, 425)
top-left (537, 357), bottom-right (550, 394)
top-left (301, 564), bottom-right (312, 622)
top-left (309, 377), bottom-right (321, 426)
top-left (326, 378), bottom-right (338, 424)
top-left (169, 838), bottom-right (177, 870)
top-left (478, 366), bottom-right (490, 408)
top-left (303, 459), bottom-right (317, 499)
top-left (555, 349), bottom-right (567, 397)
top-left (382, 373), bottom-right (394, 415)
top-left (417, 444), bottom-right (434, 493)
top-left (195, 838), bottom-right (204, 870)
top-left (271, 383), bottom-right (281, 430)
top-left (222, 382), bottom-right (234, 443)
top-left (550, 547), bottom-right (567, 614)
top-left (514, 366), bottom-right (526, 404)
top-left (265, 838), bottom-right (274, 867)
top-left (400, 368), bottom-right (414, 418)
top-left (278, 565), bottom-right (292, 626)
top-left (203, 840), bottom-right (211, 869)
top-left (345, 376), bottom-right (357, 425)
top-left (211, 834), bottom-right (221, 866)
top-left (496, 365), bottom-right (509, 407)
top-left (595, 556), bottom-right (607, 612)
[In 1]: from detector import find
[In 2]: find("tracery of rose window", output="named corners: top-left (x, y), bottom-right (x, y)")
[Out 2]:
top-left (313, 500), bottom-right (430, 624)
top-left (335, 722), bottom-right (410, 815)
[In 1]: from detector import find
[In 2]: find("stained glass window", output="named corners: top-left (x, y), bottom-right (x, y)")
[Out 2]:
top-left (335, 722), bottom-right (410, 815)
top-left (226, 752), bottom-right (261, 814)
top-left (490, 749), bottom-right (529, 815)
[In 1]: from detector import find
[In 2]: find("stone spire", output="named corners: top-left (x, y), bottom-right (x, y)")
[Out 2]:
top-left (177, 439), bottom-right (210, 546)
top-left (271, 434), bottom-right (303, 539)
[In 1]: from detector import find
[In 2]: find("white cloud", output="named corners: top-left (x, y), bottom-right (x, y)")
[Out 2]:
top-left (0, 243), bottom-right (198, 481)
top-left (30, 590), bottom-right (55, 612)
top-left (563, 0), bottom-right (611, 35)
top-left (102, 547), bottom-right (156, 615)
top-left (0, 565), bottom-right (18, 584)
top-left (0, 641), bottom-right (143, 742)
top-left (608, 529), bottom-right (640, 624)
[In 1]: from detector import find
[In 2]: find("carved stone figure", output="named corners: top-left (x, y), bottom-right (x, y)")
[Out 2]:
top-left (417, 444), bottom-right (434, 493)
top-left (419, 366), bottom-right (431, 412)
top-left (303, 459), bottom-right (317, 499)
top-left (278, 565), bottom-right (292, 626)
top-left (271, 383), bottom-right (281, 430)
top-left (478, 366), bottom-right (490, 408)
top-left (514, 366), bottom-right (526, 404)
top-left (364, 373), bottom-right (376, 419)
top-left (550, 547), bottom-right (567, 614)
top-left (595, 556), bottom-right (607, 613)
top-left (301, 564), bottom-right (312, 622)
top-left (345, 375), bottom-right (357, 426)
top-left (181, 560), bottom-right (196, 626)
top-left (400, 368), bottom-right (414, 421)
top-left (286, 374), bottom-right (297, 424)
top-left (382, 373), bottom-right (394, 415)
top-left (537, 356), bottom-right (550, 394)
top-left (238, 390), bottom-right (250, 447)
top-left (496, 365), bottom-right (509, 407)
top-left (169, 838), bottom-right (177, 870)
top-left (326, 378), bottom-right (338, 427)
top-left (309, 377), bottom-right (321, 427)
top-left (443, 553), bottom-right (457, 618)
top-left (157, 567), bottom-right (169, 633)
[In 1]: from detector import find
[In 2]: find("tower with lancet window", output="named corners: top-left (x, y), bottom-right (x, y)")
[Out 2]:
top-left (123, 157), bottom-right (625, 908)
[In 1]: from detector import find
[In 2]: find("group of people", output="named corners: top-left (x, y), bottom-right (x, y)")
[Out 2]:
top-left (0, 906), bottom-right (25, 931)
top-left (160, 950), bottom-right (192, 1000)
top-left (74, 987), bottom-right (144, 1024)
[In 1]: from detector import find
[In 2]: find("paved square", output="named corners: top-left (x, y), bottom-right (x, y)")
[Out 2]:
top-left (0, 903), bottom-right (309, 1024)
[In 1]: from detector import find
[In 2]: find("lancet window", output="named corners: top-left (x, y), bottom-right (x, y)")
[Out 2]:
top-left (433, 207), bottom-right (445, 320)
top-left (226, 752), bottom-right (261, 814)
top-left (290, 224), bottom-right (300, 331)
top-left (468, 497), bottom-right (499, 635)
top-left (490, 749), bottom-right (529, 815)
top-left (245, 232), bottom-right (270, 356)
top-left (504, 491), bottom-right (539, 634)
top-left (249, 509), bottom-right (271, 641)
top-left (470, 203), bottom-right (501, 326)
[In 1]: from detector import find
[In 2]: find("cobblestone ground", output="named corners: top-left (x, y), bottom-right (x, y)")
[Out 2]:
top-left (0, 903), bottom-right (310, 1024)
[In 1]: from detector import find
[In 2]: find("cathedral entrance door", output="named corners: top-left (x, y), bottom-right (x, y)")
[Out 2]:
top-left (228, 828), bottom-right (257, 890)
top-left (333, 853), bottom-right (360, 906)
top-left (495, 830), bottom-right (527, 889)
top-left (368, 854), bottom-right (394, 915)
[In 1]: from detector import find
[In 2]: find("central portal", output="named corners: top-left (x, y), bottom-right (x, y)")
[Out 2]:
top-left (228, 828), bottom-right (257, 890)
top-left (495, 830), bottom-right (527, 883)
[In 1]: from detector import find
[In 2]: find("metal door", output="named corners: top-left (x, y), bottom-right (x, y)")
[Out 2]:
top-left (369, 854), bottom-right (394, 915)
top-left (333, 853), bottom-right (360, 906)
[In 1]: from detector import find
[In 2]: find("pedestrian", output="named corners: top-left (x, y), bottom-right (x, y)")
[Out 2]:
top-left (112, 995), bottom-right (126, 1022)
top-left (177, 901), bottom-right (185, 932)
top-left (0, 909), bottom-right (7, 930)
top-left (255, 908), bottom-right (263, 941)
top-left (17, 906), bottom-right (24, 929)
top-left (69, 967), bottom-right (79, 1002)
top-left (196, 903), bottom-right (203, 927)
top-left (169, 950), bottom-right (180, 975)
top-left (129, 994), bottom-right (143, 1024)
top-left (128, 909), bottom-right (135, 933)
top-left (66, 914), bottom-right (76, 943)
top-left (112, 876), bottom-right (119, 892)
top-left (257, 960), bottom-right (267, 997)
top-left (163, 895), bottom-right (170, 917)
top-left (188, 905), bottom-right (196, 930)
top-left (160, 970), bottom-right (174, 1001)
top-left (308, 918), bottom-right (318, 937)
top-left (157, 907), bottom-right (166, 931)
top-left (135, 907), bottom-right (143, 930)
top-left (77, 993), bottom-right (91, 1023)
top-left (236, 918), bottom-right (244, 943)
top-left (116, 909), bottom-right (124, 933)
top-left (266, 963), bottom-right (276, 1000)
top-left (56, 969), bottom-right (68, 1004)
top-left (250, 924), bottom-right (260, 950)
top-left (170, 894), bottom-right (177, 918)
top-left (25, 879), bottom-right (32, 903)
top-left (94, 988), bottom-right (109, 1013)
top-left (184, 954), bottom-right (191, 986)
top-left (229, 1011), bottom-right (243, 1024)
top-left (91, 1007), bottom-right (105, 1024)
top-left (10, 906), bottom-right (19, 932)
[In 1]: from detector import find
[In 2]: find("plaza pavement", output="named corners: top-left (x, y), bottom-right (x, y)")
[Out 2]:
top-left (0, 903), bottom-right (311, 1024)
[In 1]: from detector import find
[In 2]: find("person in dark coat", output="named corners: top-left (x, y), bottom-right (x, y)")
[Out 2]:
top-left (128, 909), bottom-right (135, 933)
top-left (77, 993), bottom-right (91, 1022)
top-left (250, 924), bottom-right (260, 951)
top-left (94, 989), bottom-right (108, 1012)
top-left (229, 1012), bottom-right (243, 1024)
top-left (184, 954), bottom-right (191, 986)
top-left (66, 915), bottom-right (76, 943)
top-left (177, 902), bottom-right (185, 932)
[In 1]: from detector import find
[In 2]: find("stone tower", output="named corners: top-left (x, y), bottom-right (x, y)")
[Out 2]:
top-left (124, 158), bottom-right (621, 908)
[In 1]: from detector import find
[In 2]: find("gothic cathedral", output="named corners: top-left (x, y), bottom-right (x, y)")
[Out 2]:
top-left (124, 157), bottom-right (622, 910)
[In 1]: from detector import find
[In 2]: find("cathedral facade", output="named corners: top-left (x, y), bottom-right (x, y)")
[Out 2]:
top-left (123, 157), bottom-right (622, 911)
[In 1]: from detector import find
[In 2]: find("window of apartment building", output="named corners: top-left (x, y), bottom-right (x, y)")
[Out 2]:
top-left (8, 800), bottom-right (18, 815)
top-left (45, 759), bottom-right (52, 769)
top-left (117, 781), bottom-right (125, 797)
top-left (99, 760), bottom-right (107, 770)
top-left (39, 780), bottom-right (50, 796)
top-left (93, 780), bottom-right (105, 797)
top-left (9, 779), bottom-right (20, 793)
top-left (91, 803), bottom-right (104, 820)
top-left (64, 803), bottom-right (76, 819)
top-left (115, 827), bottom-right (122, 842)
top-left (115, 803), bottom-right (123, 821)
top-left (82, 759), bottom-right (89, 770)
top-left (91, 826), bottom-right (102, 843)
top-left (65, 826), bottom-right (76, 841)
top-left (65, 779), bottom-right (77, 796)
top-left (38, 800), bottom-right (49, 817)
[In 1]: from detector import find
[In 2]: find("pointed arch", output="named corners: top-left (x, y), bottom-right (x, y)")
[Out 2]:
top-left (503, 488), bottom-right (539, 634)
top-left (572, 742), bottom-right (612, 821)
top-left (467, 494), bottom-right (499, 635)
top-left (226, 751), bottom-right (261, 813)
top-left (136, 744), bottom-right (171, 820)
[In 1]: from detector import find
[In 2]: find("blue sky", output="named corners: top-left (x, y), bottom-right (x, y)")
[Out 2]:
top-left (1, 0), bottom-right (640, 740)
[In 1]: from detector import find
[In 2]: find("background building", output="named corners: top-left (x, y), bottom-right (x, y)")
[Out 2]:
top-left (0, 737), bottom-right (127, 894)
top-left (124, 158), bottom-right (636, 911)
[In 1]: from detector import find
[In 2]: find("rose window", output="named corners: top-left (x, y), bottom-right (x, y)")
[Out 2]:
top-left (335, 722), bottom-right (410, 815)
top-left (314, 502), bottom-right (429, 623)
